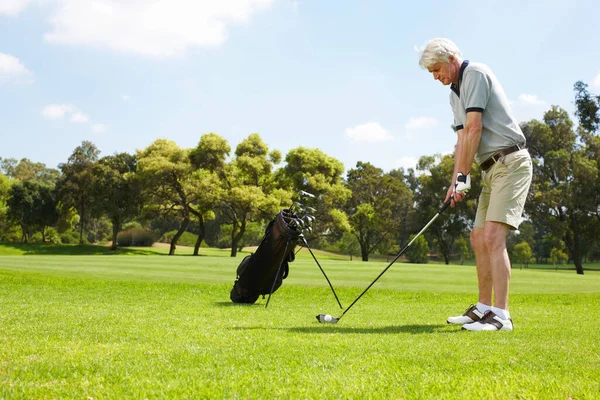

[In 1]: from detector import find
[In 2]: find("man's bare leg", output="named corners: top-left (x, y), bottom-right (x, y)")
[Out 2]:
top-left (483, 221), bottom-right (511, 310)
top-left (470, 227), bottom-right (493, 306)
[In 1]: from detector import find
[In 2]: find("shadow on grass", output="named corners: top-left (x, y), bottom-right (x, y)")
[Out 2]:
top-left (214, 301), bottom-right (262, 307)
top-left (0, 242), bottom-right (160, 256)
top-left (231, 324), bottom-right (456, 335)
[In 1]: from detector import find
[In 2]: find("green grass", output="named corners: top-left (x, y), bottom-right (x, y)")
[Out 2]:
top-left (1, 247), bottom-right (599, 398)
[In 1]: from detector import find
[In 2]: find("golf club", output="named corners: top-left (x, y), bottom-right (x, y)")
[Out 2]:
top-left (299, 190), bottom-right (316, 199)
top-left (316, 199), bottom-right (452, 324)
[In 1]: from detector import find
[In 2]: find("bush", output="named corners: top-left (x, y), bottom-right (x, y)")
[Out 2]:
top-left (45, 227), bottom-right (60, 244)
top-left (159, 230), bottom-right (207, 247)
top-left (117, 229), bottom-right (156, 247)
top-left (31, 232), bottom-right (44, 243)
top-left (60, 230), bottom-right (85, 244)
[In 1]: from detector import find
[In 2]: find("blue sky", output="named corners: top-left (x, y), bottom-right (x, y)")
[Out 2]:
top-left (1, 0), bottom-right (599, 174)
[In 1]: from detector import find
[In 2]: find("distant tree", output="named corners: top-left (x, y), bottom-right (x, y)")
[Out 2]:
top-left (345, 162), bottom-right (412, 261)
top-left (512, 242), bottom-right (533, 269)
top-left (137, 139), bottom-right (198, 255)
top-left (413, 153), bottom-right (481, 264)
top-left (405, 234), bottom-right (429, 264)
top-left (278, 147), bottom-right (351, 242)
top-left (338, 232), bottom-right (361, 260)
top-left (0, 174), bottom-right (16, 240)
top-left (549, 247), bottom-right (569, 270)
top-left (6, 181), bottom-right (58, 242)
top-left (219, 134), bottom-right (290, 257)
top-left (91, 153), bottom-right (142, 250)
top-left (189, 133), bottom-right (230, 255)
top-left (454, 235), bottom-right (470, 264)
top-left (0, 157), bottom-right (59, 185)
top-left (522, 105), bottom-right (598, 274)
top-left (57, 141), bottom-right (100, 244)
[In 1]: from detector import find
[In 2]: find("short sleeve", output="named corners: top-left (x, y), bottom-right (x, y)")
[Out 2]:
top-left (450, 93), bottom-right (464, 132)
top-left (463, 69), bottom-right (491, 113)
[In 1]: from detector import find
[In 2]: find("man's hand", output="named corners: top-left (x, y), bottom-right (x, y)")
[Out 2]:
top-left (445, 172), bottom-right (470, 208)
top-left (454, 172), bottom-right (471, 193)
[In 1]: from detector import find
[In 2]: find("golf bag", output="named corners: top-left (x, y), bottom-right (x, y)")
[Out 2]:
top-left (230, 210), bottom-right (301, 304)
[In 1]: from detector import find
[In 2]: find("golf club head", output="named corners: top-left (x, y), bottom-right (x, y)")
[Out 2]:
top-left (316, 314), bottom-right (339, 324)
top-left (303, 215), bottom-right (315, 225)
top-left (299, 190), bottom-right (316, 199)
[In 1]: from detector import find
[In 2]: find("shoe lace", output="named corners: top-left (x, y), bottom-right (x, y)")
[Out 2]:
top-left (480, 310), bottom-right (496, 323)
top-left (463, 304), bottom-right (476, 315)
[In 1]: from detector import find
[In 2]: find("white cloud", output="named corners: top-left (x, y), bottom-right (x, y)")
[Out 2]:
top-left (41, 104), bottom-right (74, 120)
top-left (0, 52), bottom-right (33, 83)
top-left (405, 117), bottom-right (437, 131)
top-left (345, 122), bottom-right (393, 142)
top-left (43, 0), bottom-right (275, 57)
top-left (395, 156), bottom-right (418, 171)
top-left (70, 112), bottom-right (89, 123)
top-left (92, 124), bottom-right (107, 133)
top-left (42, 103), bottom-right (106, 133)
top-left (592, 72), bottom-right (600, 89)
top-left (0, 0), bottom-right (31, 16)
top-left (518, 94), bottom-right (545, 105)
top-left (121, 94), bottom-right (131, 101)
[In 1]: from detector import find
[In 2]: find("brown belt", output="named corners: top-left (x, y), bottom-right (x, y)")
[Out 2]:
top-left (480, 144), bottom-right (525, 172)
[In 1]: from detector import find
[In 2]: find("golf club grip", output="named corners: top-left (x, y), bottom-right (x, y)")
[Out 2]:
top-left (439, 199), bottom-right (451, 214)
top-left (338, 200), bottom-right (451, 321)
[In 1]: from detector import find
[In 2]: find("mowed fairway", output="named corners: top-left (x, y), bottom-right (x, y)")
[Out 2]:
top-left (1, 248), bottom-right (600, 399)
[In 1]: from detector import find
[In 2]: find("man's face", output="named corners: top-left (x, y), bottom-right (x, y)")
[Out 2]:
top-left (427, 57), bottom-right (458, 86)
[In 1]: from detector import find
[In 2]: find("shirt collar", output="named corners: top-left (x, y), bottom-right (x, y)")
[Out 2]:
top-left (450, 60), bottom-right (469, 97)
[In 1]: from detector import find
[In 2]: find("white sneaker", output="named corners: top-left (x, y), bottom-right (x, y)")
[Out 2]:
top-left (447, 304), bottom-right (485, 325)
top-left (462, 310), bottom-right (513, 331)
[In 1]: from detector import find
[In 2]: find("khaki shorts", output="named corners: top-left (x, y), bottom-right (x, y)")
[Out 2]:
top-left (474, 149), bottom-right (533, 230)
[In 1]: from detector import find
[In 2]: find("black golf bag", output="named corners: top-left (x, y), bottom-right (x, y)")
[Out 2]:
top-left (230, 210), bottom-right (301, 304)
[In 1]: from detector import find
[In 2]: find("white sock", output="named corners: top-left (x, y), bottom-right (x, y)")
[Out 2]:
top-left (476, 302), bottom-right (492, 313)
top-left (491, 307), bottom-right (510, 320)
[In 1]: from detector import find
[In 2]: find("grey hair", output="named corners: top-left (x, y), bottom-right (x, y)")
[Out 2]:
top-left (418, 38), bottom-right (462, 69)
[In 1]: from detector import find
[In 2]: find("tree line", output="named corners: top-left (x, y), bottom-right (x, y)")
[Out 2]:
top-left (1, 81), bottom-right (598, 274)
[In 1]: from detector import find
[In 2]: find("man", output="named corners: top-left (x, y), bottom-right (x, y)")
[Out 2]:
top-left (418, 38), bottom-right (532, 331)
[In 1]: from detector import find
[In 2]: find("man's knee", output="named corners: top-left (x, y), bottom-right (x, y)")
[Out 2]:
top-left (470, 229), bottom-right (484, 251)
top-left (482, 223), bottom-right (509, 251)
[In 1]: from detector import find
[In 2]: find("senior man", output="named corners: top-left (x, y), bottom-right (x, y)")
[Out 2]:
top-left (419, 38), bottom-right (532, 331)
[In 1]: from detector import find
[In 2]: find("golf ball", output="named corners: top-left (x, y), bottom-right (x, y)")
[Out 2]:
top-left (324, 314), bottom-right (332, 322)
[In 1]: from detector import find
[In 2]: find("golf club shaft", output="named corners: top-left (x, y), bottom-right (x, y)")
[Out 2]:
top-left (335, 200), bottom-right (451, 321)
top-left (302, 236), bottom-right (343, 309)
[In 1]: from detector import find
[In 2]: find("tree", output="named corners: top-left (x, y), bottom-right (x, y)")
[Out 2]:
top-left (91, 153), bottom-right (142, 250)
top-left (219, 134), bottom-right (290, 257)
top-left (189, 133), bottom-right (230, 255)
top-left (0, 174), bottom-right (20, 241)
top-left (57, 141), bottom-right (100, 244)
top-left (345, 162), bottom-right (412, 261)
top-left (338, 232), bottom-right (361, 260)
top-left (405, 234), bottom-right (429, 264)
top-left (454, 235), bottom-right (471, 264)
top-left (279, 147), bottom-right (351, 243)
top-left (512, 242), bottom-right (533, 269)
top-left (137, 139), bottom-right (204, 255)
top-left (549, 247), bottom-right (569, 270)
top-left (6, 181), bottom-right (58, 242)
top-left (522, 105), bottom-right (598, 274)
top-left (413, 153), bottom-right (481, 264)
top-left (0, 157), bottom-right (59, 185)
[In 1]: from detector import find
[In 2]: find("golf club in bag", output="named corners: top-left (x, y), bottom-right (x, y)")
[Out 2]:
top-left (230, 191), bottom-right (343, 309)
top-left (316, 199), bottom-right (451, 324)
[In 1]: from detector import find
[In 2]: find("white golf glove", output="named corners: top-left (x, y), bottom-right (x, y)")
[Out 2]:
top-left (454, 172), bottom-right (471, 193)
